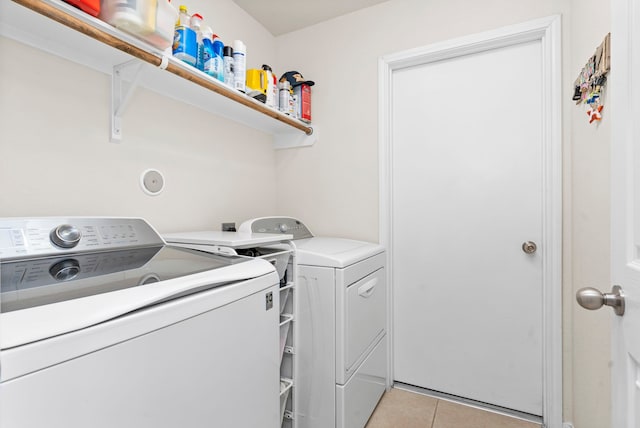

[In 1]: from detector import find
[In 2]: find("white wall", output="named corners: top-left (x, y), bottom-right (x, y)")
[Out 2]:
top-left (275, 0), bottom-right (572, 241)
top-left (0, 0), bottom-right (280, 233)
top-left (568, 0), bottom-right (611, 427)
top-left (0, 0), bottom-right (613, 426)
top-left (275, 0), bottom-right (611, 426)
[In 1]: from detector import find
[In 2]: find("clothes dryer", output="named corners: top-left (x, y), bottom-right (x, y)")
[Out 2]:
top-left (239, 217), bottom-right (388, 428)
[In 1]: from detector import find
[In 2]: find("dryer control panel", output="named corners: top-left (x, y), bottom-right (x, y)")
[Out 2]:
top-left (239, 217), bottom-right (313, 240)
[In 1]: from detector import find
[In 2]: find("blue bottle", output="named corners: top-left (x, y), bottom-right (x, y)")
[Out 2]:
top-left (200, 27), bottom-right (216, 77)
top-left (211, 35), bottom-right (225, 82)
top-left (172, 5), bottom-right (197, 66)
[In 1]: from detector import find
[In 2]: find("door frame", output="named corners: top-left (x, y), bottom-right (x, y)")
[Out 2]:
top-left (378, 16), bottom-right (563, 427)
top-left (610, 0), bottom-right (638, 426)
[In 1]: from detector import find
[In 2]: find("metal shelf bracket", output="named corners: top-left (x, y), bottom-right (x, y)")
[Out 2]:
top-left (111, 59), bottom-right (144, 142)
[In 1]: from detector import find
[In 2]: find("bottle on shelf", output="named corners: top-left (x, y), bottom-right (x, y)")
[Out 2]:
top-left (223, 45), bottom-right (234, 86)
top-left (211, 35), bottom-right (225, 82)
top-left (144, 0), bottom-right (176, 51)
top-left (294, 83), bottom-right (312, 123)
top-left (232, 40), bottom-right (246, 92)
top-left (292, 92), bottom-right (299, 119)
top-left (101, 0), bottom-right (155, 41)
top-left (190, 13), bottom-right (204, 71)
top-left (172, 5), bottom-right (197, 66)
top-left (288, 84), bottom-right (295, 116)
top-left (262, 64), bottom-right (277, 109)
top-left (279, 80), bottom-right (291, 115)
top-left (200, 26), bottom-right (215, 76)
top-left (162, 0), bottom-right (179, 55)
top-left (199, 29), bottom-right (224, 81)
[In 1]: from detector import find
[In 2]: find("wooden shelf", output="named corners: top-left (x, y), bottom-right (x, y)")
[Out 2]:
top-left (0, 0), bottom-right (316, 147)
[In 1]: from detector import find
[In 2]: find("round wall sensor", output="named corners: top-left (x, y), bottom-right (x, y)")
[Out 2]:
top-left (140, 169), bottom-right (165, 196)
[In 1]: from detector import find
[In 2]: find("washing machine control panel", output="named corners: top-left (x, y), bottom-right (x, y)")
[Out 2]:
top-left (240, 217), bottom-right (314, 240)
top-left (0, 217), bottom-right (164, 260)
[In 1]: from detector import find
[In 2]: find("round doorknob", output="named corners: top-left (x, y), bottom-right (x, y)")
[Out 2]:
top-left (576, 285), bottom-right (625, 316)
top-left (522, 241), bottom-right (537, 254)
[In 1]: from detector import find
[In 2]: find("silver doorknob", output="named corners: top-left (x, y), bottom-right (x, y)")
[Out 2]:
top-left (576, 285), bottom-right (625, 316)
top-left (522, 241), bottom-right (537, 254)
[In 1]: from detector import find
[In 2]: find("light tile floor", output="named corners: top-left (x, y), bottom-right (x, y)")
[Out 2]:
top-left (366, 388), bottom-right (541, 428)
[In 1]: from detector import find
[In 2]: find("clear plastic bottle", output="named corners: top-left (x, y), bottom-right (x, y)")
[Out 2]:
top-left (161, 0), bottom-right (179, 55)
top-left (144, 0), bottom-right (176, 50)
top-left (172, 5), bottom-right (197, 66)
top-left (102, 0), bottom-right (156, 38)
top-left (102, 0), bottom-right (178, 50)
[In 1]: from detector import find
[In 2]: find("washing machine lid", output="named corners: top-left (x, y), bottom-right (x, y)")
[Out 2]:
top-left (0, 252), bottom-right (274, 350)
top-left (0, 246), bottom-right (252, 313)
top-left (294, 237), bottom-right (384, 268)
top-left (0, 217), bottom-right (277, 350)
top-left (164, 230), bottom-right (293, 249)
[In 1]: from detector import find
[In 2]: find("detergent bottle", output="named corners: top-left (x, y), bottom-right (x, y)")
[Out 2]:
top-left (172, 5), bottom-right (197, 66)
top-left (200, 26), bottom-right (215, 77)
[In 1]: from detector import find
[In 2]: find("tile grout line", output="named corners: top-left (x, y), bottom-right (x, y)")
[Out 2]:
top-left (429, 399), bottom-right (440, 428)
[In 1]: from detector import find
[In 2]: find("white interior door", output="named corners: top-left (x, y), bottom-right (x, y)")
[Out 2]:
top-left (608, 0), bottom-right (640, 425)
top-left (390, 35), bottom-right (547, 416)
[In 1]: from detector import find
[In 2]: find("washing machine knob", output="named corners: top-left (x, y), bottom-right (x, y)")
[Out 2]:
top-left (50, 224), bottom-right (82, 248)
top-left (278, 223), bottom-right (289, 233)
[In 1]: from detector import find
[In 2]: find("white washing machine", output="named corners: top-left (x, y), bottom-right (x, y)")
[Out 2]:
top-left (0, 217), bottom-right (281, 428)
top-left (239, 217), bottom-right (388, 428)
top-left (162, 228), bottom-right (297, 427)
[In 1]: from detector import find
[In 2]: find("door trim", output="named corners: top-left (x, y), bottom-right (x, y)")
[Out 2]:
top-left (610, 0), bottom-right (638, 427)
top-left (378, 16), bottom-right (562, 428)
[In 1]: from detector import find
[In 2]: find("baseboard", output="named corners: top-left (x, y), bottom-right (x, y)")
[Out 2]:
top-left (393, 382), bottom-right (542, 425)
